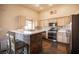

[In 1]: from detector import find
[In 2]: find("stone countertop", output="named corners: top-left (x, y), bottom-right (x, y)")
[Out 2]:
top-left (10, 27), bottom-right (51, 35)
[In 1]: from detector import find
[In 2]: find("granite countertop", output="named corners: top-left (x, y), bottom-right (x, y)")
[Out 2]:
top-left (10, 27), bottom-right (51, 35)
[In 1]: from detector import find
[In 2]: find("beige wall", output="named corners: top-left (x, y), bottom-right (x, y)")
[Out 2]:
top-left (0, 4), bottom-right (79, 31)
top-left (0, 11), bottom-right (1, 27)
top-left (40, 4), bottom-right (79, 20)
top-left (0, 5), bottom-right (39, 32)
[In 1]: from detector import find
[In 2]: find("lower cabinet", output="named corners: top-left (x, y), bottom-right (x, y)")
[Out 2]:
top-left (30, 33), bottom-right (42, 54)
top-left (57, 32), bottom-right (68, 44)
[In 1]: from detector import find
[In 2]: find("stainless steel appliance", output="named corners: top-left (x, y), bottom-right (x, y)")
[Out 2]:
top-left (48, 23), bottom-right (57, 47)
top-left (71, 14), bottom-right (79, 53)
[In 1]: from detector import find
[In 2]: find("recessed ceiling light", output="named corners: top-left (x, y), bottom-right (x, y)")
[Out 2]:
top-left (35, 4), bottom-right (40, 7)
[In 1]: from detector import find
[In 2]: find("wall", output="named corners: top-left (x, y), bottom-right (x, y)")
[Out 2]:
top-left (0, 5), bottom-right (39, 32)
top-left (39, 4), bottom-right (79, 20)
top-left (0, 4), bottom-right (79, 32)
top-left (0, 9), bottom-right (1, 27)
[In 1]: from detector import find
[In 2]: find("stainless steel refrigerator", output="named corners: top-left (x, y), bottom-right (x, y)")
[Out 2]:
top-left (71, 14), bottom-right (79, 54)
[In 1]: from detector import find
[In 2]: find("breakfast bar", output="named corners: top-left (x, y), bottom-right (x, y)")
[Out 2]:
top-left (9, 27), bottom-right (51, 54)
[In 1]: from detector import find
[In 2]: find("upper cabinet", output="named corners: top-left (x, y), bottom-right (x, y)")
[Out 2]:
top-left (17, 15), bottom-right (71, 29)
top-left (18, 16), bottom-right (26, 28)
top-left (39, 20), bottom-right (49, 27)
top-left (57, 16), bottom-right (71, 27)
top-left (39, 16), bottom-right (71, 27)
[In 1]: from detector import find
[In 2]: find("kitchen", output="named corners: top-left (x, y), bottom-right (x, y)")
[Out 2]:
top-left (0, 4), bottom-right (79, 54)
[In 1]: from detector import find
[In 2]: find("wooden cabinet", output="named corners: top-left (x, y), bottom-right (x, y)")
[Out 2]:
top-left (57, 32), bottom-right (63, 42)
top-left (57, 32), bottom-right (68, 43)
top-left (57, 16), bottom-right (70, 27)
top-left (39, 20), bottom-right (49, 27)
top-left (18, 16), bottom-right (26, 28)
top-left (39, 16), bottom-right (70, 28)
top-left (39, 19), bottom-right (57, 27)
top-left (57, 18), bottom-right (64, 26)
top-left (39, 20), bottom-right (44, 27)
top-left (30, 32), bottom-right (42, 54)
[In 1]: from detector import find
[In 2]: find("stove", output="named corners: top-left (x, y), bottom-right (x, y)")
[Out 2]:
top-left (48, 23), bottom-right (57, 42)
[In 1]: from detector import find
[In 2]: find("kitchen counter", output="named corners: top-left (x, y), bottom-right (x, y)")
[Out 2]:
top-left (10, 27), bottom-right (51, 35)
top-left (9, 27), bottom-right (51, 54)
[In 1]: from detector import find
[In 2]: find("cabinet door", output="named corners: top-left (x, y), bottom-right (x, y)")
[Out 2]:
top-left (57, 16), bottom-right (70, 27)
top-left (62, 33), bottom-right (68, 43)
top-left (57, 32), bottom-right (68, 43)
top-left (57, 18), bottom-right (64, 26)
top-left (57, 32), bottom-right (63, 42)
top-left (18, 16), bottom-right (26, 28)
top-left (30, 33), bottom-right (42, 54)
top-left (39, 20), bottom-right (44, 27)
top-left (39, 20), bottom-right (49, 27)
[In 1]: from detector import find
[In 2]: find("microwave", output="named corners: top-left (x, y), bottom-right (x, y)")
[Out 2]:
top-left (49, 23), bottom-right (57, 27)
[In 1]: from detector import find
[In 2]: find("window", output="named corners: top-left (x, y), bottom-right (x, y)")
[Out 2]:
top-left (24, 20), bottom-right (33, 30)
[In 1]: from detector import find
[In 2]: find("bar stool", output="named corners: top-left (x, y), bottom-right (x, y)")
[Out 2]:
top-left (7, 31), bottom-right (29, 54)
top-left (0, 41), bottom-right (9, 54)
top-left (0, 36), bottom-right (9, 54)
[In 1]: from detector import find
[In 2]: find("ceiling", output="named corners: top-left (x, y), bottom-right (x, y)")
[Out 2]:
top-left (21, 4), bottom-right (55, 12)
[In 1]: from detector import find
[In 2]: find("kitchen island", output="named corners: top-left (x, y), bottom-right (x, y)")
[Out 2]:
top-left (9, 27), bottom-right (51, 54)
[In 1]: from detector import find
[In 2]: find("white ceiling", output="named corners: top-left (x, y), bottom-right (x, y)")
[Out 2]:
top-left (21, 4), bottom-right (55, 12)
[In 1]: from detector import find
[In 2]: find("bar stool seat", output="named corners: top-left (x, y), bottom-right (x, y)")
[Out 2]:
top-left (15, 40), bottom-right (28, 50)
